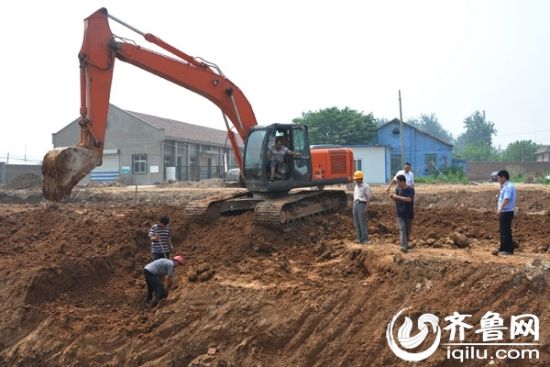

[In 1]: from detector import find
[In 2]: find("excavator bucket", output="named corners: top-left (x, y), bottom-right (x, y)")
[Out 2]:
top-left (42, 147), bottom-right (101, 201)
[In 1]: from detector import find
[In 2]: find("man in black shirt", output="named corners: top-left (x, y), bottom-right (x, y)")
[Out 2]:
top-left (390, 174), bottom-right (414, 253)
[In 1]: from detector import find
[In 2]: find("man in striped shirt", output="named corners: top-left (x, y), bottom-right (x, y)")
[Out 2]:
top-left (148, 215), bottom-right (173, 260)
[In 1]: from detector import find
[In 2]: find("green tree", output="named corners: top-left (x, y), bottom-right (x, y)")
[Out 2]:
top-left (501, 140), bottom-right (540, 161)
top-left (293, 107), bottom-right (377, 145)
top-left (458, 144), bottom-right (499, 161)
top-left (409, 113), bottom-right (453, 144)
top-left (455, 111), bottom-right (497, 160)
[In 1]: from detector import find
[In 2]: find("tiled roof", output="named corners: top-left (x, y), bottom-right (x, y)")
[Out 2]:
top-left (535, 145), bottom-right (550, 154)
top-left (126, 110), bottom-right (244, 148)
top-left (378, 118), bottom-right (454, 147)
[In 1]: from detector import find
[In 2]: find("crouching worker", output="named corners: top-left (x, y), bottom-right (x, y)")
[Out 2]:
top-left (144, 255), bottom-right (184, 307)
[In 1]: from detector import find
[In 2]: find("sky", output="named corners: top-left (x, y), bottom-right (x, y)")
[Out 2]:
top-left (1, 0), bottom-right (549, 163)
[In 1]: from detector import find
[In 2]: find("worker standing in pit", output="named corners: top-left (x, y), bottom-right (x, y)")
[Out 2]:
top-left (390, 175), bottom-right (415, 253)
top-left (148, 215), bottom-right (173, 260)
top-left (352, 171), bottom-right (372, 244)
top-left (387, 162), bottom-right (415, 241)
top-left (492, 170), bottom-right (517, 256)
top-left (144, 255), bottom-right (184, 307)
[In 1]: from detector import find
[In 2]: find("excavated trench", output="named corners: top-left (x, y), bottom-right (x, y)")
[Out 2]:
top-left (0, 185), bottom-right (548, 366)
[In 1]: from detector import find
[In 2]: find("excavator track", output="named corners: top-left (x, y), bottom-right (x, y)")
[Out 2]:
top-left (185, 189), bottom-right (348, 230)
top-left (184, 191), bottom-right (254, 221)
top-left (253, 190), bottom-right (348, 229)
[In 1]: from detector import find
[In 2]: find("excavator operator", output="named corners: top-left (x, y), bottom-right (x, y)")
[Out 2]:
top-left (267, 137), bottom-right (300, 181)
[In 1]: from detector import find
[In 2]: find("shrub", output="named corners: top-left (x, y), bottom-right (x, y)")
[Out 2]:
top-left (416, 168), bottom-right (469, 184)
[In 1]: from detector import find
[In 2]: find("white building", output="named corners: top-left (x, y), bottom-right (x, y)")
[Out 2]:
top-left (344, 145), bottom-right (390, 184)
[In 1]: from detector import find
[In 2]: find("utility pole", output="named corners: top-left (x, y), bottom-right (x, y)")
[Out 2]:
top-left (398, 90), bottom-right (404, 165)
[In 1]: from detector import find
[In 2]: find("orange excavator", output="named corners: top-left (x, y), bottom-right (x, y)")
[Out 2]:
top-left (42, 8), bottom-right (354, 228)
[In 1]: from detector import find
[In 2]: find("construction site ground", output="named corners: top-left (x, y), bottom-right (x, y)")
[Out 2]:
top-left (0, 182), bottom-right (548, 366)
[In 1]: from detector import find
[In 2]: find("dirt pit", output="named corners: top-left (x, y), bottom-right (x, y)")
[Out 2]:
top-left (0, 183), bottom-right (548, 366)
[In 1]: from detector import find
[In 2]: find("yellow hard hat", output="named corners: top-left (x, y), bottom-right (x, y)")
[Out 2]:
top-left (353, 171), bottom-right (364, 180)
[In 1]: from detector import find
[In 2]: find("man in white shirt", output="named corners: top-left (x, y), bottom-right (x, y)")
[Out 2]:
top-left (352, 170), bottom-right (372, 244)
top-left (267, 137), bottom-right (299, 181)
top-left (386, 162), bottom-right (415, 192)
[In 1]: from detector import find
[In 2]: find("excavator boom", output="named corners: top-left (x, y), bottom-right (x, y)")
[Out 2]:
top-left (43, 8), bottom-right (256, 200)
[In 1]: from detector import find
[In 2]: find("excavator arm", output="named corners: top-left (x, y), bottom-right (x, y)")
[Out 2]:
top-left (42, 8), bottom-right (257, 201)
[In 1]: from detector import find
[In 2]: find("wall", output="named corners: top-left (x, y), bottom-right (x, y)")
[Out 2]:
top-left (0, 163), bottom-right (42, 186)
top-left (346, 146), bottom-right (388, 184)
top-left (467, 161), bottom-right (550, 181)
top-left (107, 106), bottom-right (165, 185)
top-left (377, 121), bottom-right (453, 177)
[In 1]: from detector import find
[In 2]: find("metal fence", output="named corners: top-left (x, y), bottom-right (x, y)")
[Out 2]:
top-left (172, 165), bottom-right (238, 182)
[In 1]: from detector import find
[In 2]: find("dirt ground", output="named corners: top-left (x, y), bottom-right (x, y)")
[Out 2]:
top-left (0, 183), bottom-right (548, 366)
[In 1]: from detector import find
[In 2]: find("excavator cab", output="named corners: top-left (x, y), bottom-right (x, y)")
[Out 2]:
top-left (243, 123), bottom-right (312, 192)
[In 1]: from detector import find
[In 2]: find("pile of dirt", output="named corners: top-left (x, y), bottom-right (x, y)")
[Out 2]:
top-left (86, 181), bottom-right (123, 188)
top-left (6, 173), bottom-right (42, 190)
top-left (371, 184), bottom-right (550, 214)
top-left (0, 185), bottom-right (548, 366)
top-left (159, 178), bottom-right (226, 188)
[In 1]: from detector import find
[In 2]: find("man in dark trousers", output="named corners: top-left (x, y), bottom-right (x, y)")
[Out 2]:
top-left (390, 174), bottom-right (414, 253)
top-left (493, 170), bottom-right (517, 256)
top-left (144, 255), bottom-right (184, 307)
top-left (148, 215), bottom-right (173, 260)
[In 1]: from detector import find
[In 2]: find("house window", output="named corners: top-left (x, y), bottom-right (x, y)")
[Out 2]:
top-left (424, 154), bottom-right (437, 173)
top-left (354, 159), bottom-right (362, 171)
top-left (132, 154), bottom-right (147, 174)
top-left (391, 155), bottom-right (401, 175)
top-left (392, 127), bottom-right (400, 137)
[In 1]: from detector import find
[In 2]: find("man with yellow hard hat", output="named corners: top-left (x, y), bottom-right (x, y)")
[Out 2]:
top-left (352, 170), bottom-right (372, 244)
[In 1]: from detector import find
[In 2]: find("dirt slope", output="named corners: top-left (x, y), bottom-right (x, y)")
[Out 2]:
top-left (0, 185), bottom-right (548, 366)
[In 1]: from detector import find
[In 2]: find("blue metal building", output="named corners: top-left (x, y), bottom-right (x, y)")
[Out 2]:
top-left (376, 119), bottom-right (453, 177)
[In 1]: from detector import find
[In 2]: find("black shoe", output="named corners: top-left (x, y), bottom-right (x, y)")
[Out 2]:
top-left (400, 247), bottom-right (408, 253)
